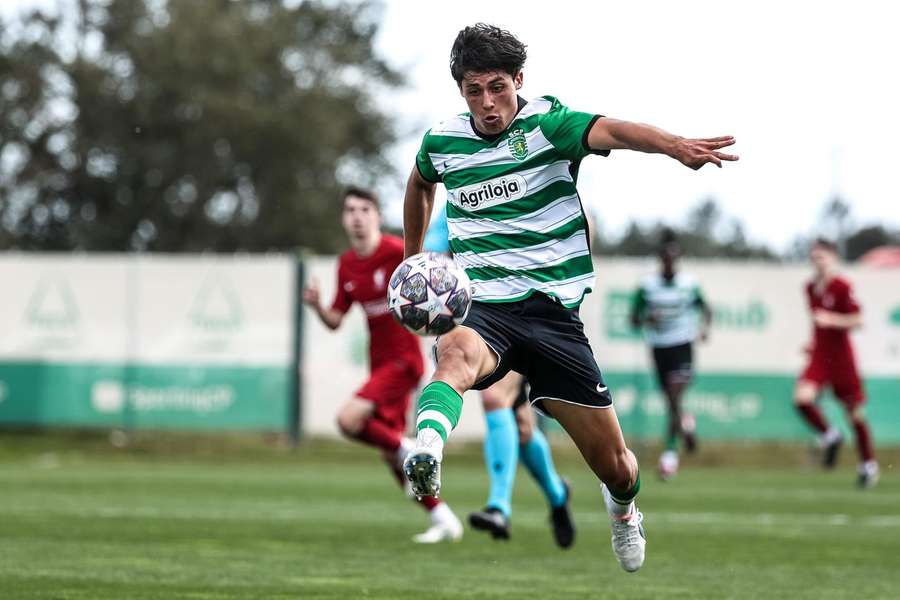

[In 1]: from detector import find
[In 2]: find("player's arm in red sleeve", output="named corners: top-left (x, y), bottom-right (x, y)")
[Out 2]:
top-left (812, 281), bottom-right (863, 330)
top-left (587, 119), bottom-right (739, 170)
top-left (302, 265), bottom-right (348, 331)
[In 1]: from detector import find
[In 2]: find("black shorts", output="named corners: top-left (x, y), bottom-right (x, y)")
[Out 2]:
top-left (460, 293), bottom-right (613, 415)
top-left (652, 342), bottom-right (694, 388)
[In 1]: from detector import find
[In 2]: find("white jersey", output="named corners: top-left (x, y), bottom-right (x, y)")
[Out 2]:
top-left (633, 272), bottom-right (706, 348)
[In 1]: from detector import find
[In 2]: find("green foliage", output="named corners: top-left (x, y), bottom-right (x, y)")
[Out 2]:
top-left (844, 224), bottom-right (900, 261)
top-left (0, 0), bottom-right (401, 252)
top-left (595, 198), bottom-right (779, 260)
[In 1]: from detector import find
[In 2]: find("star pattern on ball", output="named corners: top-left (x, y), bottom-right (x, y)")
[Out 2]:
top-left (424, 284), bottom-right (455, 324)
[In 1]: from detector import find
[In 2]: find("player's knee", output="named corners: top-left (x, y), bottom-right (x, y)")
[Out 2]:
top-left (850, 405), bottom-right (866, 421)
top-left (335, 410), bottom-right (364, 438)
top-left (794, 380), bottom-right (818, 406)
top-left (517, 418), bottom-right (533, 444)
top-left (481, 388), bottom-right (507, 411)
top-left (794, 389), bottom-right (814, 406)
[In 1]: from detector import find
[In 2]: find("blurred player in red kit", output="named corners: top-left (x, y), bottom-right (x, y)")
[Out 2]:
top-left (794, 238), bottom-right (878, 488)
top-left (303, 187), bottom-right (463, 540)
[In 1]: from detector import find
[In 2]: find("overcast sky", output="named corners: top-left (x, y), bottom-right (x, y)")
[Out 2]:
top-left (375, 1), bottom-right (900, 250)
top-left (4, 1), bottom-right (898, 251)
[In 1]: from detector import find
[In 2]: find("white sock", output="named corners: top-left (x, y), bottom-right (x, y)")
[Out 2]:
top-left (821, 426), bottom-right (842, 445)
top-left (430, 501), bottom-right (455, 525)
top-left (860, 460), bottom-right (879, 475)
top-left (415, 427), bottom-right (445, 461)
top-left (603, 485), bottom-right (635, 519)
top-left (608, 499), bottom-right (634, 519)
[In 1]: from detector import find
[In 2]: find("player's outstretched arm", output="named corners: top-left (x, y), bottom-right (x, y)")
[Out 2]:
top-left (403, 166), bottom-right (437, 259)
top-left (587, 119), bottom-right (738, 170)
top-left (812, 309), bottom-right (863, 330)
top-left (302, 279), bottom-right (344, 330)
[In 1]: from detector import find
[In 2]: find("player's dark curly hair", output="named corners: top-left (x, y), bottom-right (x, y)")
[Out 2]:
top-left (659, 228), bottom-right (682, 256)
top-left (450, 24), bottom-right (527, 84)
top-left (812, 237), bottom-right (839, 254)
top-left (343, 186), bottom-right (380, 211)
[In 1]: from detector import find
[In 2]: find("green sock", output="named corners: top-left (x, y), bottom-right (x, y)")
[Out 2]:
top-left (666, 433), bottom-right (679, 452)
top-left (609, 471), bottom-right (641, 505)
top-left (416, 381), bottom-right (463, 443)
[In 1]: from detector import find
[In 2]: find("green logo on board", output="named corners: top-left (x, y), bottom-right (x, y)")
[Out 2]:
top-left (890, 305), bottom-right (900, 326)
top-left (26, 276), bottom-right (80, 329)
top-left (507, 128), bottom-right (528, 160)
top-left (190, 275), bottom-right (243, 332)
top-left (604, 290), bottom-right (640, 340)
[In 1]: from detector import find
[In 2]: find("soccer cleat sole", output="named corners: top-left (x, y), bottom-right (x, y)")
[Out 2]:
top-left (404, 452), bottom-right (441, 498)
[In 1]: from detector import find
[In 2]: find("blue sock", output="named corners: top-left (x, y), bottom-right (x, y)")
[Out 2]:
top-left (520, 427), bottom-right (567, 508)
top-left (484, 408), bottom-right (518, 517)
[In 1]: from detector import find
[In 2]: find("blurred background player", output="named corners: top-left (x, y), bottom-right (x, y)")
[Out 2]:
top-left (794, 238), bottom-right (879, 488)
top-left (631, 231), bottom-right (711, 480)
top-left (424, 208), bottom-right (575, 547)
top-left (303, 187), bottom-right (463, 542)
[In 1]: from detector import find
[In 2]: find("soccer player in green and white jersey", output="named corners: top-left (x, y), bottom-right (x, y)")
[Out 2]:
top-left (631, 231), bottom-right (712, 480)
top-left (402, 24), bottom-right (738, 573)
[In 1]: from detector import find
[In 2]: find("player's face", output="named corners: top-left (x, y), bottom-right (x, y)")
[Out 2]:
top-left (810, 246), bottom-right (837, 274)
top-left (459, 70), bottom-right (523, 135)
top-left (341, 196), bottom-right (380, 240)
top-left (660, 246), bottom-right (680, 274)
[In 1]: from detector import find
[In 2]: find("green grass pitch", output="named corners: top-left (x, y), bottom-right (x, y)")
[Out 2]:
top-left (0, 434), bottom-right (897, 599)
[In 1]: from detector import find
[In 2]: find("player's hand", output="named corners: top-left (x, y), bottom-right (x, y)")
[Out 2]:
top-left (674, 136), bottom-right (739, 170)
top-left (302, 279), bottom-right (321, 308)
top-left (813, 309), bottom-right (839, 328)
top-left (699, 329), bottom-right (710, 343)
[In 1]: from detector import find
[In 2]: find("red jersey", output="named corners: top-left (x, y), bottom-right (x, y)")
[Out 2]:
top-left (805, 276), bottom-right (860, 365)
top-left (331, 235), bottom-right (424, 372)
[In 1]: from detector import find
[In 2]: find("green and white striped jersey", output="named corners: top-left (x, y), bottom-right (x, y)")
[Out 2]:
top-left (632, 272), bottom-right (706, 348)
top-left (415, 96), bottom-right (607, 307)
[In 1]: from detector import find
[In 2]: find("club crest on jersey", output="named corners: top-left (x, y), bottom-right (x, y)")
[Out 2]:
top-left (373, 268), bottom-right (385, 290)
top-left (452, 174), bottom-right (527, 210)
top-left (507, 128), bottom-right (528, 160)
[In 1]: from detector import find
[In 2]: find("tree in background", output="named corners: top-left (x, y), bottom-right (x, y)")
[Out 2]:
top-left (786, 198), bottom-right (900, 262)
top-left (0, 0), bottom-right (401, 252)
top-left (595, 198), bottom-right (778, 260)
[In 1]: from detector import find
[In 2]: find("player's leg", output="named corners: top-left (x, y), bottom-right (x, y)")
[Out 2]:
top-left (338, 364), bottom-right (413, 456)
top-left (542, 399), bottom-right (644, 572)
top-left (352, 363), bottom-right (464, 542)
top-left (835, 378), bottom-right (878, 488)
top-left (653, 346), bottom-right (681, 479)
top-left (659, 375), bottom-right (685, 479)
top-left (515, 399), bottom-right (575, 549)
top-left (524, 296), bottom-right (643, 571)
top-left (335, 397), bottom-right (398, 449)
top-left (404, 324), bottom-right (501, 497)
top-left (794, 368), bottom-right (843, 468)
top-left (468, 371), bottom-right (520, 539)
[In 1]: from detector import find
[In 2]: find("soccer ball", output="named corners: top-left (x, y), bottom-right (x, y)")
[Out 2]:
top-left (387, 252), bottom-right (472, 336)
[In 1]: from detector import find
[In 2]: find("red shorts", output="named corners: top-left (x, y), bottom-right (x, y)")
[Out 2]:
top-left (355, 359), bottom-right (423, 432)
top-left (800, 358), bottom-right (865, 407)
